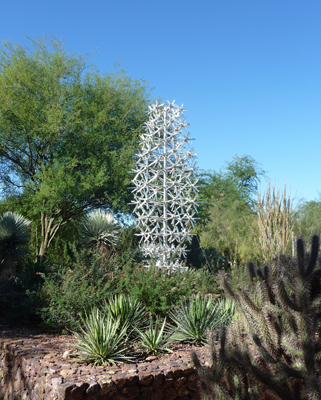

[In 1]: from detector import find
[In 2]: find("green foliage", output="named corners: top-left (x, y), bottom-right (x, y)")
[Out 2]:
top-left (0, 212), bottom-right (31, 279)
top-left (103, 294), bottom-right (148, 337)
top-left (135, 316), bottom-right (173, 356)
top-left (185, 234), bottom-right (229, 273)
top-left (0, 36), bottom-right (153, 257)
top-left (294, 197), bottom-right (321, 243)
top-left (114, 264), bottom-right (197, 316)
top-left (79, 210), bottom-right (122, 257)
top-left (39, 248), bottom-right (115, 331)
top-left (193, 236), bottom-right (321, 399)
top-left (225, 154), bottom-right (265, 205)
top-left (169, 295), bottom-right (232, 345)
top-left (197, 155), bottom-right (264, 266)
top-left (38, 247), bottom-right (217, 332)
top-left (72, 308), bottom-right (133, 365)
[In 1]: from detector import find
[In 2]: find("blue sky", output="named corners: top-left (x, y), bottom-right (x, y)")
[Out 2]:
top-left (1, 0), bottom-right (321, 203)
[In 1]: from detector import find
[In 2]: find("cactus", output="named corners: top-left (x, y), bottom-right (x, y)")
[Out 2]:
top-left (192, 236), bottom-right (321, 400)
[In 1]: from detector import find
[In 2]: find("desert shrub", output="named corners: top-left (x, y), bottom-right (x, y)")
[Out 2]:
top-left (0, 212), bottom-right (31, 280)
top-left (38, 243), bottom-right (221, 332)
top-left (114, 263), bottom-right (198, 316)
top-left (1, 256), bottom-right (50, 325)
top-left (39, 248), bottom-right (117, 331)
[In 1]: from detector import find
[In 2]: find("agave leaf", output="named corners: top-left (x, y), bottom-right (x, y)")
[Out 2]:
top-left (71, 308), bottom-right (133, 365)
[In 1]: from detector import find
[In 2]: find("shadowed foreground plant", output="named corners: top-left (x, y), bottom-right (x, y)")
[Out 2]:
top-left (193, 236), bottom-right (321, 400)
top-left (135, 316), bottom-right (173, 356)
top-left (169, 295), bottom-right (232, 345)
top-left (72, 308), bottom-right (133, 365)
top-left (0, 212), bottom-right (31, 280)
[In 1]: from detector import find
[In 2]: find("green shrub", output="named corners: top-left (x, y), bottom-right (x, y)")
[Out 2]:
top-left (0, 212), bottom-right (31, 280)
top-left (39, 248), bottom-right (116, 331)
top-left (2, 256), bottom-right (48, 325)
top-left (39, 245), bottom-right (221, 332)
top-left (79, 210), bottom-right (122, 258)
top-left (114, 264), bottom-right (197, 316)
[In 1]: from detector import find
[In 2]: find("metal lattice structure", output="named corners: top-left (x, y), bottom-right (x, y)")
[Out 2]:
top-left (131, 101), bottom-right (199, 269)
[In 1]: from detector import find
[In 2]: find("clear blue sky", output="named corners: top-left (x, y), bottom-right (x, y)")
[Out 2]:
top-left (1, 0), bottom-right (321, 203)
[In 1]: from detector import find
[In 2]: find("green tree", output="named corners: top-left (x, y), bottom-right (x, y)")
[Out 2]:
top-left (0, 36), bottom-right (153, 257)
top-left (197, 155), bottom-right (264, 265)
top-left (294, 196), bottom-right (321, 243)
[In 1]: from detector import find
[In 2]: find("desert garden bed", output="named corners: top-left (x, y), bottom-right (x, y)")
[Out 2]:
top-left (0, 320), bottom-right (212, 400)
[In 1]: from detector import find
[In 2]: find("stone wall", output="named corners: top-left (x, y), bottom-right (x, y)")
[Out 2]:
top-left (0, 328), bottom-right (212, 400)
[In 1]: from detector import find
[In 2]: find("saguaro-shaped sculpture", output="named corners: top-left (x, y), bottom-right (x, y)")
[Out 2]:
top-left (131, 101), bottom-right (199, 269)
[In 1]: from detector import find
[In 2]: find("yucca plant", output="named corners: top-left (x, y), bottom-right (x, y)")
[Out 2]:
top-left (169, 295), bottom-right (230, 345)
top-left (193, 236), bottom-right (321, 400)
top-left (71, 308), bottom-right (133, 365)
top-left (79, 210), bottom-right (122, 258)
top-left (135, 316), bottom-right (173, 356)
top-left (103, 294), bottom-right (148, 337)
top-left (0, 212), bottom-right (31, 280)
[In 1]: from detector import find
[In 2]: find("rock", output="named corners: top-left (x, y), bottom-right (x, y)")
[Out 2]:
top-left (62, 350), bottom-right (71, 359)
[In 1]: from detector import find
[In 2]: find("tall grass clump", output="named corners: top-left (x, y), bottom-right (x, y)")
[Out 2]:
top-left (256, 182), bottom-right (297, 263)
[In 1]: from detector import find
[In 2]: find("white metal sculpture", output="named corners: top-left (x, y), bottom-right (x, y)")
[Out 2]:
top-left (131, 101), bottom-right (199, 270)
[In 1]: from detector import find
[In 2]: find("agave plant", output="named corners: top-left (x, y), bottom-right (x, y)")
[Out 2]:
top-left (103, 294), bottom-right (148, 337)
top-left (0, 212), bottom-right (31, 280)
top-left (135, 316), bottom-right (174, 356)
top-left (71, 308), bottom-right (133, 365)
top-left (79, 210), bottom-right (122, 257)
top-left (169, 295), bottom-right (230, 345)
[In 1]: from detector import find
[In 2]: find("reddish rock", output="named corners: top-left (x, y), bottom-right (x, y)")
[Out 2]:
top-left (173, 376), bottom-right (187, 388)
top-left (152, 373), bottom-right (164, 388)
top-left (122, 384), bottom-right (140, 398)
top-left (70, 383), bottom-right (89, 400)
top-left (164, 387), bottom-right (178, 400)
top-left (151, 390), bottom-right (164, 400)
top-left (139, 374), bottom-right (154, 386)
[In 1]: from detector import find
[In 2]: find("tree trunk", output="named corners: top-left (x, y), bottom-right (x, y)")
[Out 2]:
top-left (39, 212), bottom-right (63, 258)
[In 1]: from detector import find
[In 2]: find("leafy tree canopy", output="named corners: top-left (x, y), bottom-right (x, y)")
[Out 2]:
top-left (294, 196), bottom-right (321, 242)
top-left (196, 155), bottom-right (265, 265)
top-left (198, 155), bottom-right (265, 222)
top-left (0, 36), bottom-right (153, 256)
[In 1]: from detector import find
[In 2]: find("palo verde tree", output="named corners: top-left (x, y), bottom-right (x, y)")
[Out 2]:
top-left (197, 155), bottom-right (265, 265)
top-left (0, 36), bottom-right (152, 257)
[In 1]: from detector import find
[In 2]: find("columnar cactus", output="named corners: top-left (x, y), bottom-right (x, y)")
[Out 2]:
top-left (193, 236), bottom-right (321, 400)
top-left (131, 101), bottom-right (199, 270)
